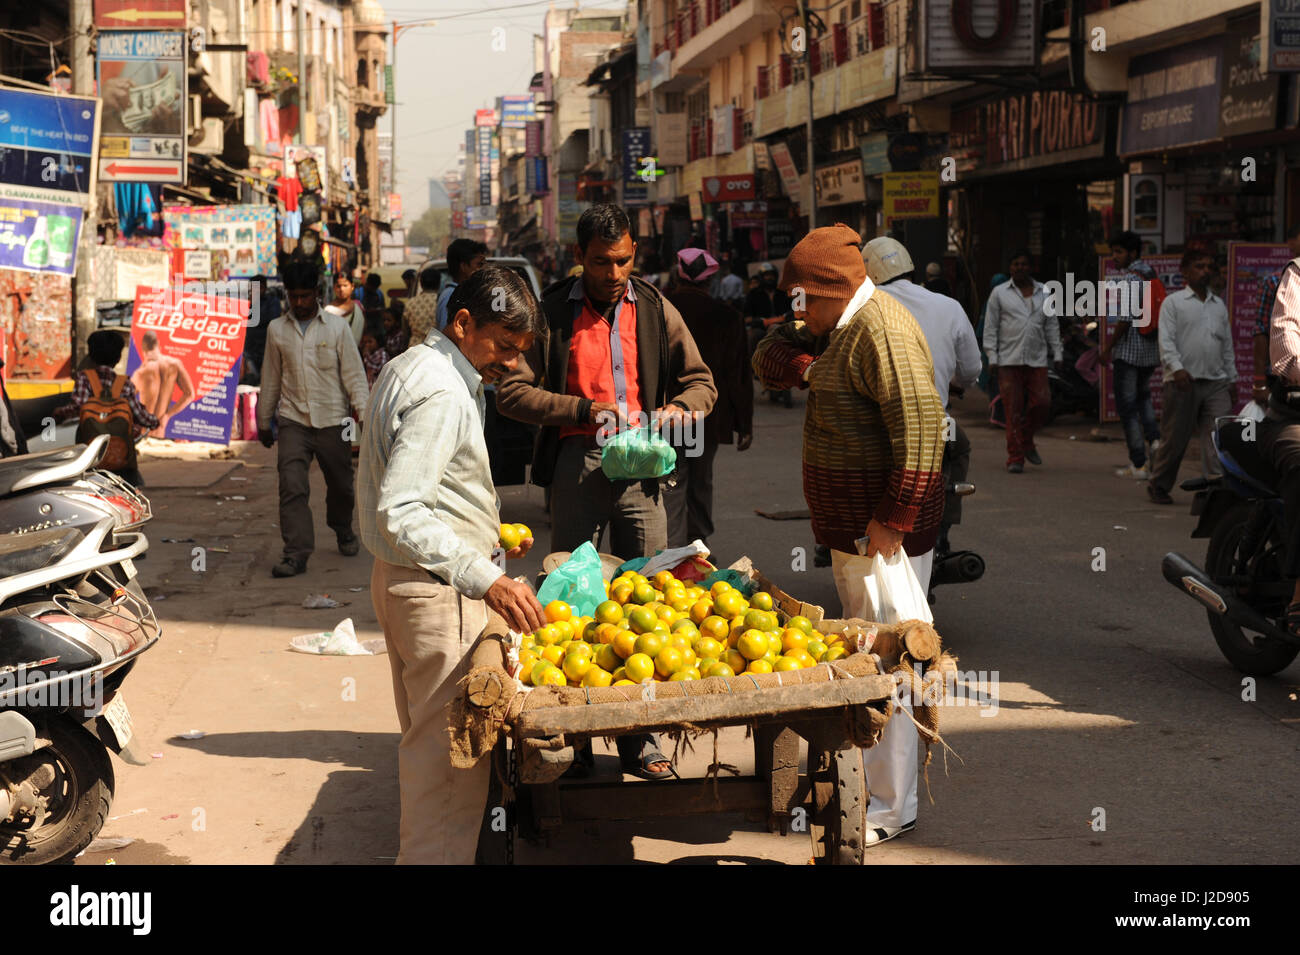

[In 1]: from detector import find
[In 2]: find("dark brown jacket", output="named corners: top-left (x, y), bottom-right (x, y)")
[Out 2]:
top-left (496, 274), bottom-right (717, 487)
top-left (665, 283), bottom-right (753, 444)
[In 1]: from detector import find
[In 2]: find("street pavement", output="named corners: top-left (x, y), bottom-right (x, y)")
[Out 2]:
top-left (83, 387), bottom-right (1300, 865)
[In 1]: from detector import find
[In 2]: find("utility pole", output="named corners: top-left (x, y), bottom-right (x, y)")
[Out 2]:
top-left (296, 0), bottom-right (306, 145)
top-left (70, 0), bottom-right (96, 369)
top-left (797, 0), bottom-right (816, 226)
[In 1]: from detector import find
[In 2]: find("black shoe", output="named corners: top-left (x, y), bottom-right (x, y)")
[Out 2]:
top-left (338, 533), bottom-right (360, 556)
top-left (272, 557), bottom-right (307, 578)
top-left (1146, 482), bottom-right (1173, 505)
top-left (813, 544), bottom-right (831, 568)
top-left (1007, 461), bottom-right (1024, 473)
top-left (1025, 448), bottom-right (1042, 466)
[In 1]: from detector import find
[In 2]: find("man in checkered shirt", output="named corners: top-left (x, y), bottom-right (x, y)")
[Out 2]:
top-left (1099, 231), bottom-right (1162, 479)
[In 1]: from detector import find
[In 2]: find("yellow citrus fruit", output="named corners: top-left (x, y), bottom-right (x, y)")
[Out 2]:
top-left (652, 570), bottom-right (676, 590)
top-left (654, 604), bottom-right (677, 623)
top-left (655, 647), bottom-right (685, 677)
top-left (537, 666), bottom-right (567, 686)
top-left (689, 599), bottom-right (714, 624)
top-left (627, 606), bottom-right (659, 634)
top-left (624, 653), bottom-right (655, 682)
top-left (693, 636), bottom-right (723, 659)
top-left (534, 624), bottom-right (559, 646)
top-left (700, 615), bottom-right (730, 641)
top-left (518, 658), bottom-right (536, 685)
top-left (634, 632), bottom-right (666, 658)
top-left (540, 645), bottom-right (564, 666)
top-left (696, 656), bottom-right (719, 673)
top-left (743, 609), bottom-right (770, 631)
top-left (612, 629), bottom-right (638, 659)
top-left (750, 591), bottom-right (774, 612)
top-left (567, 641), bottom-right (593, 659)
top-left (746, 658), bottom-right (773, 674)
top-left (713, 590), bottom-right (747, 618)
top-left (582, 666), bottom-right (612, 688)
top-left (530, 660), bottom-right (556, 684)
top-left (788, 615), bottom-right (814, 634)
top-left (563, 652), bottom-right (592, 682)
top-left (773, 656), bottom-right (801, 672)
top-left (582, 620), bottom-right (604, 642)
top-left (544, 600), bottom-right (573, 623)
top-left (789, 649), bottom-right (816, 668)
top-left (632, 582), bottom-right (657, 605)
top-left (806, 639), bottom-right (828, 662)
top-left (723, 649), bottom-right (747, 673)
top-left (595, 600), bottom-right (624, 625)
top-left (612, 666), bottom-right (628, 682)
top-left (704, 661), bottom-right (735, 678)
top-left (667, 632), bottom-right (693, 652)
top-left (670, 597), bottom-right (694, 614)
top-left (781, 628), bottom-right (809, 653)
top-left (738, 630), bottom-right (769, 661)
top-left (499, 523), bottom-right (524, 550)
top-left (669, 669), bottom-right (700, 681)
top-left (595, 644), bottom-right (622, 672)
top-left (824, 645), bottom-right (849, 662)
top-left (766, 632), bottom-right (784, 656)
top-left (595, 622), bottom-right (618, 644)
top-left (549, 620), bottom-right (574, 642)
top-left (670, 618), bottom-right (699, 636)
top-left (513, 523), bottom-right (532, 542)
top-left (710, 581), bottom-right (732, 597)
top-left (611, 582), bottom-right (634, 604)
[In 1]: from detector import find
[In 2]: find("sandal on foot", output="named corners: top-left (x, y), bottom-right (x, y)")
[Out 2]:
top-left (863, 819), bottom-right (916, 848)
top-left (623, 750), bottom-right (675, 781)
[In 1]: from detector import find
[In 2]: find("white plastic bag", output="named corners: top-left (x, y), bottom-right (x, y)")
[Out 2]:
top-left (640, 540), bottom-right (710, 578)
top-left (289, 618), bottom-right (387, 656)
top-left (863, 550), bottom-right (933, 625)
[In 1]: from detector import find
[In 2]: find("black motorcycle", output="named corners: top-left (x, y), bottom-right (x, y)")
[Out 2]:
top-left (1162, 416), bottom-right (1300, 675)
top-left (0, 436), bottom-right (159, 864)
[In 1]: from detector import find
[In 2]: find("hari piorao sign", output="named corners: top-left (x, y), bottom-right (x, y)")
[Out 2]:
top-left (951, 90), bottom-right (1106, 174)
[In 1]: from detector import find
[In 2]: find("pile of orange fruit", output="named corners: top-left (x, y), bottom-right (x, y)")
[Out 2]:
top-left (518, 569), bottom-right (850, 688)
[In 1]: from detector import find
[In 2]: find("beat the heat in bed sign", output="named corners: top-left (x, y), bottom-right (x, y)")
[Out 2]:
top-left (126, 285), bottom-right (249, 444)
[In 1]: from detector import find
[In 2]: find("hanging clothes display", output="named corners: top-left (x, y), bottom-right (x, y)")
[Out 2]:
top-left (114, 183), bottom-right (164, 238)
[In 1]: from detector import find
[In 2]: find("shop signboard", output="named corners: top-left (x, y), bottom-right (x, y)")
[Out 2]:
top-left (701, 173), bottom-right (756, 203)
top-left (858, 132), bottom-right (891, 176)
top-left (1227, 241), bottom-right (1294, 404)
top-left (162, 204), bottom-right (277, 278)
top-left (0, 87), bottom-right (100, 206)
top-left (712, 105), bottom-right (735, 155)
top-left (96, 30), bottom-right (186, 183)
top-left (0, 196), bottom-right (84, 276)
top-left (525, 120), bottom-right (543, 157)
top-left (1220, 27), bottom-right (1279, 137)
top-left (1266, 0), bottom-right (1300, 71)
top-left (920, 0), bottom-right (1037, 73)
top-left (127, 285), bottom-right (249, 445)
top-left (1120, 37), bottom-right (1222, 154)
top-left (765, 218), bottom-right (794, 260)
top-left (476, 126), bottom-right (492, 205)
top-left (815, 160), bottom-right (865, 206)
top-left (498, 95), bottom-right (535, 129)
top-left (950, 91), bottom-right (1105, 175)
top-left (93, 0), bottom-right (186, 29)
top-left (882, 171), bottom-right (939, 221)
top-left (475, 109), bottom-right (496, 127)
top-left (688, 191), bottom-right (703, 222)
top-left (622, 126), bottom-right (651, 203)
top-left (653, 112), bottom-right (688, 167)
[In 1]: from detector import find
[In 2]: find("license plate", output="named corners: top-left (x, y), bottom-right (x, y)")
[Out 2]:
top-left (101, 694), bottom-right (134, 748)
top-left (119, 558), bottom-right (136, 581)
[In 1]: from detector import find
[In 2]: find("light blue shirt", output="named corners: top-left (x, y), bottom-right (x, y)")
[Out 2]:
top-left (435, 281), bottom-right (458, 331)
top-left (357, 330), bottom-right (503, 599)
top-left (1158, 287), bottom-right (1236, 382)
top-left (982, 278), bottom-right (1062, 368)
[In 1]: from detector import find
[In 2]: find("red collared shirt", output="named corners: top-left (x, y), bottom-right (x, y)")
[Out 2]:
top-left (559, 286), bottom-right (642, 439)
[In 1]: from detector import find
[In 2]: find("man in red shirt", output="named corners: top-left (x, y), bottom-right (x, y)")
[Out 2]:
top-left (498, 204), bottom-right (716, 780)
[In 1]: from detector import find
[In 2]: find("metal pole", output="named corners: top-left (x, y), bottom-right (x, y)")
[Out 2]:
top-left (296, 0), bottom-right (306, 145)
top-left (70, 0), bottom-right (96, 371)
top-left (799, 0), bottom-right (816, 226)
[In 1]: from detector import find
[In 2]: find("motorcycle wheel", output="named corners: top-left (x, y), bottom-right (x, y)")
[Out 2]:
top-left (1204, 500), bottom-right (1300, 676)
top-left (0, 717), bottom-right (114, 865)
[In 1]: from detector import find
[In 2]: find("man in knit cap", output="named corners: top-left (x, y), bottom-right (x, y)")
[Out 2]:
top-left (753, 223), bottom-right (946, 848)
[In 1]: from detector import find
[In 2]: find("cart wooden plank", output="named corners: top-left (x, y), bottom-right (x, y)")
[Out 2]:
top-left (515, 673), bottom-right (896, 738)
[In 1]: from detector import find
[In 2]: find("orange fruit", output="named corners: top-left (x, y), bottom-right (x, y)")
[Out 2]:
top-left (499, 523), bottom-right (524, 550)
top-left (750, 591), bottom-right (774, 612)
top-left (689, 599), bottom-right (714, 624)
top-left (540, 645), bottom-right (564, 665)
top-left (612, 666), bottom-right (628, 682)
top-left (513, 523), bottom-right (532, 541)
top-left (634, 632), bottom-right (666, 658)
top-left (670, 597), bottom-right (694, 614)
top-left (563, 652), bottom-right (592, 682)
top-left (670, 618), bottom-right (699, 636)
top-left (531, 661), bottom-right (557, 685)
top-left (806, 639), bottom-right (828, 662)
top-left (704, 661), bottom-right (735, 678)
top-left (669, 669), bottom-right (700, 681)
top-left (781, 628), bottom-right (809, 653)
top-left (696, 656), bottom-right (719, 673)
top-left (632, 582), bottom-right (657, 605)
top-left (709, 581), bottom-right (732, 597)
top-left (611, 582), bottom-right (634, 604)
top-left (667, 632), bottom-right (693, 652)
top-left (549, 620), bottom-right (574, 642)
top-left (789, 649), bottom-right (816, 668)
top-left (824, 645), bottom-right (849, 662)
top-left (544, 600), bottom-right (573, 623)
top-left (738, 630), bottom-right (769, 661)
top-left (652, 570), bottom-right (677, 590)
top-left (612, 629), bottom-right (637, 659)
top-left (567, 641), bottom-right (593, 659)
top-left (536, 666), bottom-right (566, 686)
top-left (700, 615), bottom-right (730, 641)
top-left (654, 604), bottom-right (677, 623)
top-left (722, 649), bottom-right (747, 673)
top-left (788, 615), bottom-right (814, 634)
top-left (596, 623), bottom-right (619, 644)
top-left (582, 666), bottom-right (612, 688)
top-left (773, 656), bottom-right (801, 672)
top-left (595, 644), bottom-right (622, 672)
top-left (713, 590), bottom-right (747, 618)
top-left (654, 647), bottom-right (685, 677)
top-left (627, 606), bottom-right (659, 634)
top-left (595, 600), bottom-right (624, 625)
top-left (693, 636), bottom-right (723, 659)
top-left (767, 633), bottom-right (784, 656)
top-left (534, 624), bottom-right (560, 646)
top-left (624, 653), bottom-right (655, 683)
top-left (746, 658), bottom-right (773, 674)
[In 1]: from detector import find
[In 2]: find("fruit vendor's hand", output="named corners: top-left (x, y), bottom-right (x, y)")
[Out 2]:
top-left (736, 433), bottom-right (753, 451)
top-left (864, 519), bottom-right (904, 559)
top-left (653, 404), bottom-right (696, 427)
top-left (505, 537), bottom-right (534, 560)
top-left (589, 400), bottom-right (623, 427)
top-left (485, 575), bottom-right (546, 634)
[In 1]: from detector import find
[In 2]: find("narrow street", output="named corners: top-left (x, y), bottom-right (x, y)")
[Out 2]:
top-left (85, 389), bottom-right (1300, 865)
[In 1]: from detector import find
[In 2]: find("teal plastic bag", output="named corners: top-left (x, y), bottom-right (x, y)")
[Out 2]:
top-left (600, 428), bottom-right (677, 481)
top-left (536, 542), bottom-right (607, 617)
top-left (701, 568), bottom-right (757, 597)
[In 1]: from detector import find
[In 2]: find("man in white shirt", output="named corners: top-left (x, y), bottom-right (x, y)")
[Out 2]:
top-left (1147, 249), bottom-right (1236, 505)
top-left (716, 256), bottom-right (745, 307)
top-left (258, 261), bottom-right (371, 577)
top-left (982, 250), bottom-right (1061, 472)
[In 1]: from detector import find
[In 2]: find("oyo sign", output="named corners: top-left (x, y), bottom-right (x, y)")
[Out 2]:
top-left (702, 174), bottom-right (756, 202)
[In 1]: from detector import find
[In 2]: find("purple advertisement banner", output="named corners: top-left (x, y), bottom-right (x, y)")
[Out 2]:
top-left (0, 197), bottom-right (84, 276)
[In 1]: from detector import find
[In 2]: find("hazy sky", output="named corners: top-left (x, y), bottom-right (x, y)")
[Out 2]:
top-left (386, 0), bottom-right (610, 219)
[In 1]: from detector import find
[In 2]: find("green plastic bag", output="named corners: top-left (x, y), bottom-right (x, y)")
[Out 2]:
top-left (600, 428), bottom-right (677, 481)
top-left (536, 542), bottom-right (607, 617)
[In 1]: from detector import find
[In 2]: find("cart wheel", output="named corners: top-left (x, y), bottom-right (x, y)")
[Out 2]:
top-left (808, 746), bottom-right (866, 865)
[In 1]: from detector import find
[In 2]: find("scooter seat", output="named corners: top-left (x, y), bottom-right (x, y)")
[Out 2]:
top-left (1215, 419), bottom-right (1278, 496)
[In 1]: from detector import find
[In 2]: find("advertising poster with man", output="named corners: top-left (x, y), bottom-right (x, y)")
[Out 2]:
top-left (126, 285), bottom-right (249, 444)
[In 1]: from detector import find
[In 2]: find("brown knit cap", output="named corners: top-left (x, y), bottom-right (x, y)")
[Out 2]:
top-left (779, 223), bottom-right (866, 300)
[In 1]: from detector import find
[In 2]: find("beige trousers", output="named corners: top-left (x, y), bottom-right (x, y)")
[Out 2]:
top-left (371, 558), bottom-right (491, 865)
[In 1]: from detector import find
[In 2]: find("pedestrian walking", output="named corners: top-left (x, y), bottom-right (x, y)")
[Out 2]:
top-left (436, 238), bottom-right (487, 332)
top-left (1146, 249), bottom-right (1237, 504)
top-left (862, 236), bottom-right (980, 545)
top-left (497, 202), bottom-right (716, 780)
top-left (752, 223), bottom-right (946, 847)
top-left (716, 255), bottom-right (745, 308)
top-left (662, 248), bottom-right (753, 548)
top-left (983, 250), bottom-right (1060, 472)
top-left (356, 269), bottom-right (386, 323)
top-left (382, 307), bottom-right (407, 358)
top-left (1098, 231), bottom-right (1163, 479)
top-left (325, 271), bottom-right (366, 346)
top-left (405, 267), bottom-right (442, 344)
top-left (360, 330), bottom-right (388, 388)
top-left (743, 262), bottom-right (793, 406)
top-left (1252, 222), bottom-right (1300, 407)
top-left (257, 260), bottom-right (370, 577)
top-left (359, 265), bottom-right (547, 864)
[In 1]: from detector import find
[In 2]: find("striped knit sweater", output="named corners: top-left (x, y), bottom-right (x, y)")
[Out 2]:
top-left (752, 287), bottom-right (946, 555)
